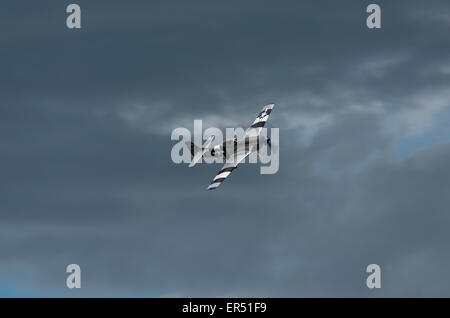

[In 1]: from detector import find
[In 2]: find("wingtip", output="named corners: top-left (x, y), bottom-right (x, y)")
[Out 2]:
top-left (208, 181), bottom-right (221, 190)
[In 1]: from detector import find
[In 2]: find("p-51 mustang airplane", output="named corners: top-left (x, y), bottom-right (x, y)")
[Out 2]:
top-left (185, 103), bottom-right (276, 190)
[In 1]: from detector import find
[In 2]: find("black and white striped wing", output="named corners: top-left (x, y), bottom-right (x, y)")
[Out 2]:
top-left (245, 103), bottom-right (275, 138)
top-left (207, 151), bottom-right (251, 190)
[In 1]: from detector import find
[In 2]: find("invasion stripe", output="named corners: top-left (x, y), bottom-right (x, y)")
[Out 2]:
top-left (214, 171), bottom-right (231, 181)
top-left (212, 177), bottom-right (226, 183)
top-left (251, 121), bottom-right (266, 128)
top-left (253, 115), bottom-right (268, 123)
top-left (219, 167), bottom-right (235, 174)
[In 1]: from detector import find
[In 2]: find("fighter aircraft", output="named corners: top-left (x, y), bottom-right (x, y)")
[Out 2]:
top-left (185, 103), bottom-right (276, 190)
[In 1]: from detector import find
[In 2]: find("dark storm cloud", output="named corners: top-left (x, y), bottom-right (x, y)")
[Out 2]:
top-left (1, 0), bottom-right (450, 296)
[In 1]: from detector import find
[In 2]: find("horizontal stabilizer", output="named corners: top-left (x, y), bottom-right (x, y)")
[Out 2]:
top-left (189, 135), bottom-right (214, 167)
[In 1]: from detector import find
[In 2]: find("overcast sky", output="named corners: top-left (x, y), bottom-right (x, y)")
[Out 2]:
top-left (1, 0), bottom-right (450, 297)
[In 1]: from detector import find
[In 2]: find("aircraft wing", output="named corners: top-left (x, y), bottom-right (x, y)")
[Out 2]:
top-left (244, 103), bottom-right (275, 138)
top-left (207, 151), bottom-right (251, 190)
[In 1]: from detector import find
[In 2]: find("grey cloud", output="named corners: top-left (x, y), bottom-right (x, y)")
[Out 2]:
top-left (1, 0), bottom-right (450, 297)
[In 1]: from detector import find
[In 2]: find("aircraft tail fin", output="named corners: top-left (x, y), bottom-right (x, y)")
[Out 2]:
top-left (185, 141), bottom-right (202, 156)
top-left (186, 136), bottom-right (215, 167)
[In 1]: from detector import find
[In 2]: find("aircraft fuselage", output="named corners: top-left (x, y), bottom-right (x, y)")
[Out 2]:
top-left (204, 135), bottom-right (270, 159)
